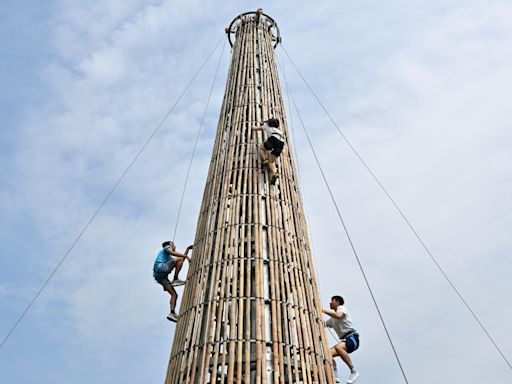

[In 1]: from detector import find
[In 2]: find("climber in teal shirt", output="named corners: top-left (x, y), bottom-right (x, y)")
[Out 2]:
top-left (153, 241), bottom-right (193, 322)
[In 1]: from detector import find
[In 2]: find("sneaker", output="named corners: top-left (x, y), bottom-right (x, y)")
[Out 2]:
top-left (270, 173), bottom-right (279, 185)
top-left (347, 371), bottom-right (359, 384)
top-left (334, 364), bottom-right (340, 383)
top-left (166, 312), bottom-right (178, 322)
top-left (171, 278), bottom-right (186, 286)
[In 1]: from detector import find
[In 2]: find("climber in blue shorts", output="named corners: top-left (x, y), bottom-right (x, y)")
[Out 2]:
top-left (153, 241), bottom-right (193, 322)
top-left (323, 295), bottom-right (360, 384)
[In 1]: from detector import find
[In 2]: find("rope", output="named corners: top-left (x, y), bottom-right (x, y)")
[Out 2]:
top-left (276, 54), bottom-right (301, 186)
top-left (0, 34), bottom-right (225, 350)
top-left (172, 40), bottom-right (227, 242)
top-left (280, 44), bottom-right (512, 372)
top-left (278, 48), bottom-right (395, 375)
top-left (283, 74), bottom-right (410, 384)
top-left (277, 51), bottom-right (337, 353)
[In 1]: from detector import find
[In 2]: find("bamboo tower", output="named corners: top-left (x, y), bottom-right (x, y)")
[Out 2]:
top-left (166, 10), bottom-right (335, 383)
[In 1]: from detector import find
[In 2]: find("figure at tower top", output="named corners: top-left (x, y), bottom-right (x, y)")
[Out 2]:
top-left (225, 9), bottom-right (281, 48)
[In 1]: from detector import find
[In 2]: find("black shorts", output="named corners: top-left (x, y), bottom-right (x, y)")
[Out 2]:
top-left (263, 136), bottom-right (284, 157)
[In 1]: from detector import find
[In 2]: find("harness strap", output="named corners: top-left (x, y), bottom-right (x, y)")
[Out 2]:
top-left (341, 329), bottom-right (359, 340)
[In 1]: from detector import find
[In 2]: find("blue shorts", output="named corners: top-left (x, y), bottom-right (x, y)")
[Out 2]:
top-left (343, 333), bottom-right (360, 354)
top-left (153, 259), bottom-right (174, 287)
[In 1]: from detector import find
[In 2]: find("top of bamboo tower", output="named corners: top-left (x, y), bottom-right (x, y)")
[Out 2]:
top-left (225, 8), bottom-right (281, 48)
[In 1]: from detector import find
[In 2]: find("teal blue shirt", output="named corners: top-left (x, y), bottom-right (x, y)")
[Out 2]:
top-left (155, 245), bottom-right (172, 264)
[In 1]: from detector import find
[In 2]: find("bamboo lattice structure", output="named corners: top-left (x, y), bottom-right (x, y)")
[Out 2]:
top-left (165, 10), bottom-right (335, 383)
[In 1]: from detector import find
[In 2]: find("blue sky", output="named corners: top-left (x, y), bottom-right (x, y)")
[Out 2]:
top-left (1, 1), bottom-right (511, 383)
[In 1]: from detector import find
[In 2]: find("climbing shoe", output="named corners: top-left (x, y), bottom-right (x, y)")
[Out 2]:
top-left (270, 173), bottom-right (279, 185)
top-left (171, 278), bottom-right (186, 287)
top-left (347, 371), bottom-right (360, 384)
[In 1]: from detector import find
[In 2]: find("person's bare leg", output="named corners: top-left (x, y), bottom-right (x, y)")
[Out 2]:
top-left (329, 348), bottom-right (340, 381)
top-left (334, 342), bottom-right (354, 370)
top-left (173, 258), bottom-right (185, 280)
top-left (164, 284), bottom-right (178, 312)
top-left (259, 145), bottom-right (268, 161)
top-left (334, 342), bottom-right (359, 383)
top-left (268, 154), bottom-right (278, 175)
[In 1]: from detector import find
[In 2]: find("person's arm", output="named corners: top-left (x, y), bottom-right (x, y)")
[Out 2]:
top-left (322, 307), bottom-right (345, 319)
top-left (184, 245), bottom-right (193, 261)
top-left (167, 245), bottom-right (193, 261)
top-left (253, 121), bottom-right (269, 131)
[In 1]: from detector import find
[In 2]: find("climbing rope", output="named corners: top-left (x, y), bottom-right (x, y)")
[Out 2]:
top-left (278, 48), bottom-right (406, 379)
top-left (0, 34), bottom-right (225, 350)
top-left (277, 53), bottom-right (336, 357)
top-left (280, 44), bottom-right (512, 372)
top-left (277, 52), bottom-right (340, 355)
top-left (276, 54), bottom-right (301, 185)
top-left (281, 61), bottom-right (410, 384)
top-left (172, 40), bottom-right (227, 241)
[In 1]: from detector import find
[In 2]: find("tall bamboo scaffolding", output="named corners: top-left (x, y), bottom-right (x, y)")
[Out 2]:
top-left (165, 10), bottom-right (335, 383)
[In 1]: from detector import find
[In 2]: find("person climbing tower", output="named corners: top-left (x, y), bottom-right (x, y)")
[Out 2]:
top-left (153, 241), bottom-right (193, 322)
top-left (252, 118), bottom-right (285, 185)
top-left (323, 295), bottom-right (361, 384)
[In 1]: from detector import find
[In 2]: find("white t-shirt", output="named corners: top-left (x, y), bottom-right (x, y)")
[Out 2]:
top-left (263, 123), bottom-right (284, 141)
top-left (325, 305), bottom-right (355, 339)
